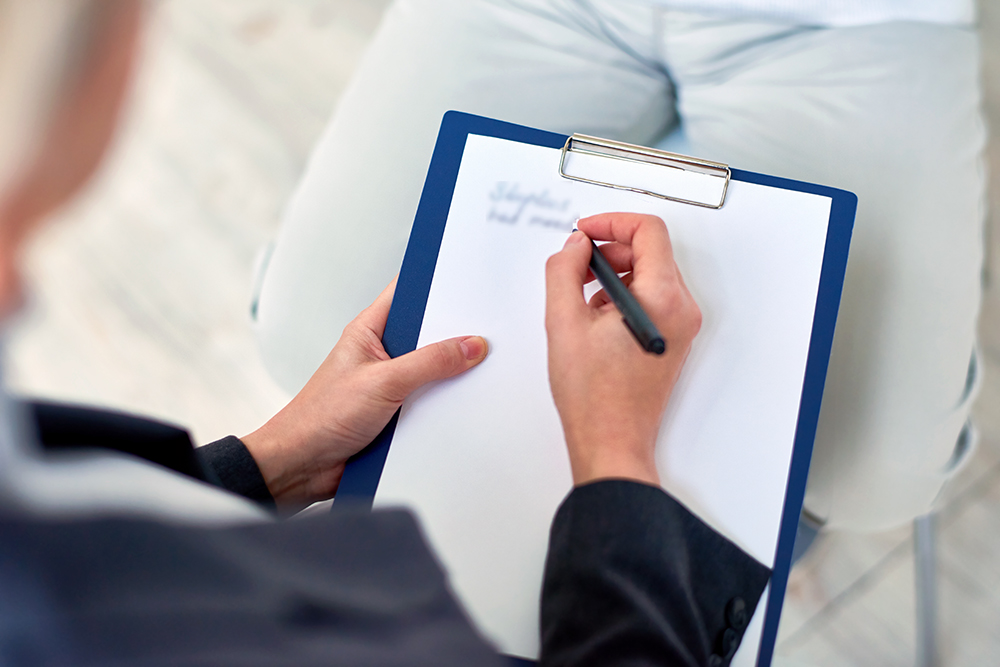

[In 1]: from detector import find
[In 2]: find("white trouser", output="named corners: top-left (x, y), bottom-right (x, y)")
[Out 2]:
top-left (253, 0), bottom-right (986, 531)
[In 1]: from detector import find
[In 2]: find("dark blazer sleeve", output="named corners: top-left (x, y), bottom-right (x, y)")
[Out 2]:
top-left (26, 399), bottom-right (276, 509)
top-left (0, 508), bottom-right (505, 667)
top-left (195, 435), bottom-right (276, 509)
top-left (27, 400), bottom-right (210, 483)
top-left (540, 480), bottom-right (772, 667)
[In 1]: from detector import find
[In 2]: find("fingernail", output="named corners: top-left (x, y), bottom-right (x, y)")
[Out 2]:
top-left (564, 231), bottom-right (585, 248)
top-left (460, 336), bottom-right (488, 360)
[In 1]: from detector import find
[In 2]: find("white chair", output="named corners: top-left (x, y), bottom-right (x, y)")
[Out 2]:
top-left (653, 125), bottom-right (978, 667)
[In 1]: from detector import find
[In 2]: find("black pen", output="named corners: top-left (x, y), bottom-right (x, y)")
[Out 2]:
top-left (586, 236), bottom-right (666, 355)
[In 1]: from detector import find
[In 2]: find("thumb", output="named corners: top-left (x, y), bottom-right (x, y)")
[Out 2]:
top-left (545, 231), bottom-right (591, 331)
top-left (381, 335), bottom-right (489, 400)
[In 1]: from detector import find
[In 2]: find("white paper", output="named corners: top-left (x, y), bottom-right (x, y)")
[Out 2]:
top-left (374, 135), bottom-right (831, 660)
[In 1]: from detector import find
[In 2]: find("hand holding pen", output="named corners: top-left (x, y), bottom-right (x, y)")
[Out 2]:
top-left (544, 213), bottom-right (702, 486)
top-left (587, 234), bottom-right (666, 355)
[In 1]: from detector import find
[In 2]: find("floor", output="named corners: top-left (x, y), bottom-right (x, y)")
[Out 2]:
top-left (5, 2), bottom-right (999, 665)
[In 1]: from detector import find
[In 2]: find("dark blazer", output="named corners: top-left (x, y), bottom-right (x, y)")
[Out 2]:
top-left (3, 401), bottom-right (771, 666)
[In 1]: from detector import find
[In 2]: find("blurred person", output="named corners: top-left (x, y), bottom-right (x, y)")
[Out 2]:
top-left (0, 2), bottom-right (769, 665)
top-left (253, 0), bottom-right (986, 536)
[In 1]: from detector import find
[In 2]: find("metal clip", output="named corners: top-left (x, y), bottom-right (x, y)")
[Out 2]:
top-left (558, 133), bottom-right (730, 209)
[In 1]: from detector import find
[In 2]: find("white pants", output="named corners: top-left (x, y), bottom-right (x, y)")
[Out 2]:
top-left (253, 0), bottom-right (986, 530)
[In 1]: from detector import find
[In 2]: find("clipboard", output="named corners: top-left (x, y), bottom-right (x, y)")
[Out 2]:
top-left (336, 111), bottom-right (856, 665)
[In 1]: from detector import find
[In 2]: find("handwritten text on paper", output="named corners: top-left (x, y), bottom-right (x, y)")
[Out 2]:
top-left (488, 182), bottom-right (579, 232)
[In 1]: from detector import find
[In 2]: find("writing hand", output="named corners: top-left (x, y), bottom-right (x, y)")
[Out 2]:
top-left (242, 277), bottom-right (488, 510)
top-left (545, 213), bottom-right (701, 486)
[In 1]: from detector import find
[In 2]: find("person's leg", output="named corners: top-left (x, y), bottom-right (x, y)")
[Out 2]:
top-left (661, 14), bottom-right (985, 530)
top-left (253, 0), bottom-right (671, 393)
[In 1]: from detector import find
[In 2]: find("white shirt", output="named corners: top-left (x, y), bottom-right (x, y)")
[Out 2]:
top-left (648, 0), bottom-right (975, 26)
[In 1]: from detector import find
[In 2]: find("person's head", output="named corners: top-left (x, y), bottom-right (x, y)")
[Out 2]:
top-left (0, 0), bottom-right (142, 319)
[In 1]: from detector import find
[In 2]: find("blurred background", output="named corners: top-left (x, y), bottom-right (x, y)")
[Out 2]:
top-left (4, 1), bottom-right (998, 664)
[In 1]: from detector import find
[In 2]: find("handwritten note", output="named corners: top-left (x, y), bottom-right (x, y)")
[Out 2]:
top-left (487, 182), bottom-right (578, 231)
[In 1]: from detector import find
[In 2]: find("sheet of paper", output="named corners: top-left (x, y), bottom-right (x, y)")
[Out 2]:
top-left (373, 134), bottom-right (831, 661)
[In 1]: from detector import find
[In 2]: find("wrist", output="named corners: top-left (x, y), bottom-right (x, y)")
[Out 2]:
top-left (241, 409), bottom-right (339, 510)
top-left (565, 434), bottom-right (660, 487)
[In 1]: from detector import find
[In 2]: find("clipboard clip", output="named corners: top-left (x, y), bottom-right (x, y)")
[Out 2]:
top-left (558, 134), bottom-right (731, 209)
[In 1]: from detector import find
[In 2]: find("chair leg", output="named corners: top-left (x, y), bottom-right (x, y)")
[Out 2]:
top-left (914, 512), bottom-right (939, 667)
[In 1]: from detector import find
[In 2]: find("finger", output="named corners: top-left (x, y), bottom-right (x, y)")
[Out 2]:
top-left (545, 231), bottom-right (592, 330)
top-left (577, 213), bottom-right (675, 284)
top-left (587, 272), bottom-right (634, 309)
top-left (381, 335), bottom-right (489, 400)
top-left (582, 241), bottom-right (633, 284)
top-left (588, 289), bottom-right (611, 310)
top-left (353, 276), bottom-right (398, 338)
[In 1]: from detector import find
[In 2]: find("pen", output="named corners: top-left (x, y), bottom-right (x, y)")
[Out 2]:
top-left (586, 237), bottom-right (666, 355)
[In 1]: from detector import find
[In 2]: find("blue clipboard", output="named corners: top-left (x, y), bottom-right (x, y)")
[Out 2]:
top-left (336, 111), bottom-right (856, 666)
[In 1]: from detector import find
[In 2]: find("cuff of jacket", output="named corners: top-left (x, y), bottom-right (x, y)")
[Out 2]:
top-left (195, 436), bottom-right (276, 510)
top-left (541, 480), bottom-right (772, 667)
